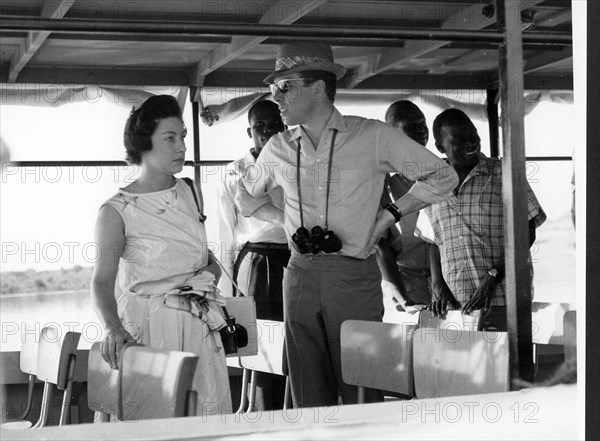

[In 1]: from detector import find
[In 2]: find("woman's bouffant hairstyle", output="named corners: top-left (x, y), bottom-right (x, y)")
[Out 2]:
top-left (123, 95), bottom-right (183, 165)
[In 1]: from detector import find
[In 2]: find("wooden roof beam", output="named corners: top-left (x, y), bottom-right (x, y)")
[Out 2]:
top-left (343, 0), bottom-right (545, 89)
top-left (8, 0), bottom-right (75, 83)
top-left (190, 0), bottom-right (327, 86)
top-left (428, 48), bottom-right (495, 74)
top-left (523, 46), bottom-right (573, 74)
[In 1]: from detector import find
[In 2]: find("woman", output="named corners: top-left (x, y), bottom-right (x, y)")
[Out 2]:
top-left (90, 95), bottom-right (231, 414)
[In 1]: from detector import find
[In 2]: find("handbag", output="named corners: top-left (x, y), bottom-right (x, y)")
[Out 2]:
top-left (183, 177), bottom-right (251, 355)
top-left (219, 306), bottom-right (249, 355)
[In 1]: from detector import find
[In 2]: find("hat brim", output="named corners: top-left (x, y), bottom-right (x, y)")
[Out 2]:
top-left (263, 61), bottom-right (346, 84)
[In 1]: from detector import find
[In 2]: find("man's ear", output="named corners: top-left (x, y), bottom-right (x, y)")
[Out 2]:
top-left (435, 140), bottom-right (445, 154)
top-left (246, 127), bottom-right (252, 139)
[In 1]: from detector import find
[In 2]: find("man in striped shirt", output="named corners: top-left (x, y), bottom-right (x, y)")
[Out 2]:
top-left (422, 108), bottom-right (546, 331)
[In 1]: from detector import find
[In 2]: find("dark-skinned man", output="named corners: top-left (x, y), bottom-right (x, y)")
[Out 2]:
top-left (420, 108), bottom-right (546, 331)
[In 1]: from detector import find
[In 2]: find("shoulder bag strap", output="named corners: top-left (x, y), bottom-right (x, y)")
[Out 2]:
top-left (182, 177), bottom-right (207, 223)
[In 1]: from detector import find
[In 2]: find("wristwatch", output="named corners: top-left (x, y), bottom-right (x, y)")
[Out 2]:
top-left (384, 203), bottom-right (402, 223)
top-left (488, 268), bottom-right (500, 278)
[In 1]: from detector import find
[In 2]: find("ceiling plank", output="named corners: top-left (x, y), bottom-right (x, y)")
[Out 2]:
top-left (190, 0), bottom-right (327, 86)
top-left (8, 0), bottom-right (76, 83)
top-left (343, 0), bottom-right (545, 89)
top-left (535, 9), bottom-right (572, 27)
top-left (428, 48), bottom-right (495, 74)
top-left (523, 47), bottom-right (573, 74)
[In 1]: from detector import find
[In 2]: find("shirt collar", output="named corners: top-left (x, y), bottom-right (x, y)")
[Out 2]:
top-left (289, 106), bottom-right (348, 142)
top-left (470, 153), bottom-right (492, 177)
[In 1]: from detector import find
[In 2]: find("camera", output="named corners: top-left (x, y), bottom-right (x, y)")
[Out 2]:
top-left (292, 226), bottom-right (342, 254)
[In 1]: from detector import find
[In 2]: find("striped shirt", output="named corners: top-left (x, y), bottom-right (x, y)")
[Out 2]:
top-left (422, 154), bottom-right (546, 306)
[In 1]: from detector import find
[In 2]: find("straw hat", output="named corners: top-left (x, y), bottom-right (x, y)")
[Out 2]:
top-left (263, 42), bottom-right (346, 84)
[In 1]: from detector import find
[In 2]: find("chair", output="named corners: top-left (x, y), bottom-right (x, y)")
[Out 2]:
top-left (238, 320), bottom-right (291, 412)
top-left (412, 327), bottom-right (509, 399)
top-left (34, 325), bottom-right (81, 428)
top-left (417, 309), bottom-right (480, 331)
top-left (340, 320), bottom-right (417, 402)
top-left (87, 342), bottom-right (199, 421)
top-left (0, 329), bottom-right (40, 429)
top-left (563, 310), bottom-right (576, 363)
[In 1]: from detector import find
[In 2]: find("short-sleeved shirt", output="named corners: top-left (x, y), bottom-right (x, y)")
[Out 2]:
top-left (215, 150), bottom-right (287, 296)
top-left (421, 154), bottom-right (547, 305)
top-left (242, 107), bottom-right (459, 259)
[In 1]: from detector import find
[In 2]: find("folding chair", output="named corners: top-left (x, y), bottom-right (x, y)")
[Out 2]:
top-left (340, 320), bottom-right (417, 402)
top-left (87, 342), bottom-right (199, 421)
top-left (238, 320), bottom-right (291, 412)
top-left (412, 327), bottom-right (509, 398)
top-left (417, 309), bottom-right (480, 330)
top-left (0, 329), bottom-right (40, 429)
top-left (34, 326), bottom-right (81, 427)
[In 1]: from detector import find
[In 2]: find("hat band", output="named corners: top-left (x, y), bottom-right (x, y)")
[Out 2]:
top-left (275, 55), bottom-right (331, 71)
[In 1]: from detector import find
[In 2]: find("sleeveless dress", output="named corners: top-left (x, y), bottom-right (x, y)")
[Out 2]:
top-left (102, 178), bottom-right (232, 414)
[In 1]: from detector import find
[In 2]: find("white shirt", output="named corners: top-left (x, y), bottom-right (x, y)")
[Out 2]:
top-left (215, 150), bottom-right (286, 296)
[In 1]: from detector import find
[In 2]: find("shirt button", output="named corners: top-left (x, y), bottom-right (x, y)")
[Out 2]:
top-left (316, 159), bottom-right (321, 162)
top-left (318, 186), bottom-right (323, 190)
top-left (459, 235), bottom-right (463, 239)
top-left (320, 215), bottom-right (324, 219)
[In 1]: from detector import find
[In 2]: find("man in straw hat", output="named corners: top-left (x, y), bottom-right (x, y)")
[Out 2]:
top-left (241, 42), bottom-right (458, 408)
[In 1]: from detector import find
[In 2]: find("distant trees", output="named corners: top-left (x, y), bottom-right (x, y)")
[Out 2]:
top-left (0, 266), bottom-right (93, 295)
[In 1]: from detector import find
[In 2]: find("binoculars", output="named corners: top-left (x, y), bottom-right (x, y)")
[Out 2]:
top-left (292, 226), bottom-right (342, 254)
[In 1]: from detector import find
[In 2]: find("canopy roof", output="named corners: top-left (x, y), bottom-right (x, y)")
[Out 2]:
top-left (0, 0), bottom-right (573, 91)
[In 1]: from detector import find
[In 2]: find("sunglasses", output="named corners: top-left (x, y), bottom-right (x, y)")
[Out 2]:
top-left (269, 78), bottom-right (316, 94)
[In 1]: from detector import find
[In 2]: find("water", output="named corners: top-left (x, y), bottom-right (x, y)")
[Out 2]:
top-left (0, 290), bottom-right (102, 351)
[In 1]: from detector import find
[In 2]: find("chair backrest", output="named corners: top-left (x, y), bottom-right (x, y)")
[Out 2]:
top-left (224, 296), bottom-right (258, 357)
top-left (87, 341), bottom-right (120, 419)
top-left (19, 329), bottom-right (39, 375)
top-left (340, 320), bottom-right (417, 398)
top-left (413, 327), bottom-right (509, 399)
top-left (563, 310), bottom-right (576, 363)
top-left (87, 342), bottom-right (199, 421)
top-left (531, 302), bottom-right (574, 344)
top-left (239, 320), bottom-right (286, 375)
top-left (36, 326), bottom-right (81, 390)
top-left (418, 310), bottom-right (480, 331)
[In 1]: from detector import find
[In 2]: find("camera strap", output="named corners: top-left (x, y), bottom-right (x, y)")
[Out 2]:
top-left (296, 129), bottom-right (338, 231)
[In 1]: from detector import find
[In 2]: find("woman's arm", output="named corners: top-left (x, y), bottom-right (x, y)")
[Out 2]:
top-left (90, 205), bottom-right (134, 369)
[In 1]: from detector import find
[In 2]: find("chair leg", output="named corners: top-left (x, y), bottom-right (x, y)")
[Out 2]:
top-left (16, 375), bottom-right (35, 421)
top-left (357, 386), bottom-right (365, 404)
top-left (33, 383), bottom-right (52, 428)
top-left (235, 368), bottom-right (250, 415)
top-left (283, 376), bottom-right (291, 410)
top-left (185, 390), bottom-right (198, 416)
top-left (59, 354), bottom-right (77, 426)
top-left (246, 370), bottom-right (257, 413)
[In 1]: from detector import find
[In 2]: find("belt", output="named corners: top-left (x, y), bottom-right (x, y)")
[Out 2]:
top-left (244, 242), bottom-right (289, 251)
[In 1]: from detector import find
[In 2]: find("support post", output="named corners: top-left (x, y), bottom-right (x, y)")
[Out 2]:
top-left (487, 88), bottom-right (500, 158)
top-left (497, 0), bottom-right (534, 385)
top-left (190, 87), bottom-right (201, 183)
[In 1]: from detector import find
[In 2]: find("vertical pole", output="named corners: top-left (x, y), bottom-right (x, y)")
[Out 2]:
top-left (487, 88), bottom-right (500, 158)
top-left (190, 87), bottom-right (201, 184)
top-left (584, 1), bottom-right (600, 439)
top-left (497, 0), bottom-right (534, 385)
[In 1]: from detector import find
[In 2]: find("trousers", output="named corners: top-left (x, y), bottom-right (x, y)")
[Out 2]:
top-left (232, 242), bottom-right (290, 410)
top-left (283, 252), bottom-right (385, 408)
